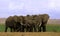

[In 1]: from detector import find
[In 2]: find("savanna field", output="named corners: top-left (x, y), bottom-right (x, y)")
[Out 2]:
top-left (0, 24), bottom-right (60, 32)
top-left (0, 18), bottom-right (60, 36)
top-left (0, 24), bottom-right (60, 36)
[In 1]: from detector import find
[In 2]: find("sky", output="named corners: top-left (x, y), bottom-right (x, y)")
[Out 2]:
top-left (0, 0), bottom-right (60, 19)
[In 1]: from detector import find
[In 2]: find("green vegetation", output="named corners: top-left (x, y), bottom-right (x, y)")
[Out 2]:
top-left (0, 24), bottom-right (10, 32)
top-left (46, 24), bottom-right (60, 32)
top-left (0, 24), bottom-right (5, 32)
top-left (0, 24), bottom-right (60, 32)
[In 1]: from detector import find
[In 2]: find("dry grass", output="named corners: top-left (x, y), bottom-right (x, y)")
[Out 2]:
top-left (0, 32), bottom-right (60, 36)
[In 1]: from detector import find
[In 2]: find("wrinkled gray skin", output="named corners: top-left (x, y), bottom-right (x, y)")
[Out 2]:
top-left (5, 15), bottom-right (22, 32)
top-left (37, 14), bottom-right (49, 32)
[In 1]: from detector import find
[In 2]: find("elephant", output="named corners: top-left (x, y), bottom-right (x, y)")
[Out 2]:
top-left (5, 14), bottom-right (49, 32)
top-left (5, 15), bottom-right (22, 32)
top-left (37, 14), bottom-right (49, 32)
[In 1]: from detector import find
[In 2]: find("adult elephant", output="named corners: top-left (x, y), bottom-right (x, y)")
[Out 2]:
top-left (38, 14), bottom-right (49, 32)
top-left (5, 15), bottom-right (22, 32)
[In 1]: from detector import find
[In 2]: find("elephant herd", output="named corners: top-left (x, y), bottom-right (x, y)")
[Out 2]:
top-left (5, 14), bottom-right (49, 32)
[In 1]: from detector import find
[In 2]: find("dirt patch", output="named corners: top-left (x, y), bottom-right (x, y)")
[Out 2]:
top-left (0, 32), bottom-right (60, 36)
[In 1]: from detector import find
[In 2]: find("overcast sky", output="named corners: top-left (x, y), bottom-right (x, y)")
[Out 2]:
top-left (0, 0), bottom-right (60, 19)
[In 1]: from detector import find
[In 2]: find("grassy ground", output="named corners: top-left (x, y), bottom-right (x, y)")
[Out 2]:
top-left (46, 24), bottom-right (60, 32)
top-left (0, 24), bottom-right (10, 32)
top-left (0, 24), bottom-right (60, 32)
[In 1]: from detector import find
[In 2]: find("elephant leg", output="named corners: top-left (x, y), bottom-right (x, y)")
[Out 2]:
top-left (42, 25), bottom-right (46, 32)
top-left (26, 26), bottom-right (30, 32)
top-left (42, 22), bottom-right (47, 32)
top-left (34, 25), bottom-right (37, 32)
top-left (10, 28), bottom-right (13, 32)
top-left (29, 27), bottom-right (33, 32)
top-left (22, 28), bottom-right (24, 32)
top-left (34, 27), bottom-right (36, 32)
top-left (26, 27), bottom-right (29, 32)
top-left (29, 28), bottom-right (32, 32)
top-left (38, 24), bottom-right (42, 32)
top-left (42, 20), bottom-right (47, 32)
top-left (29, 25), bottom-right (33, 32)
top-left (21, 25), bottom-right (25, 32)
top-left (5, 26), bottom-right (8, 32)
top-left (38, 25), bottom-right (46, 32)
top-left (13, 28), bottom-right (16, 32)
top-left (26, 25), bottom-right (30, 32)
top-left (38, 26), bottom-right (42, 32)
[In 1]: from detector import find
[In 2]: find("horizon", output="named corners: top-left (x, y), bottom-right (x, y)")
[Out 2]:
top-left (0, 0), bottom-right (60, 19)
